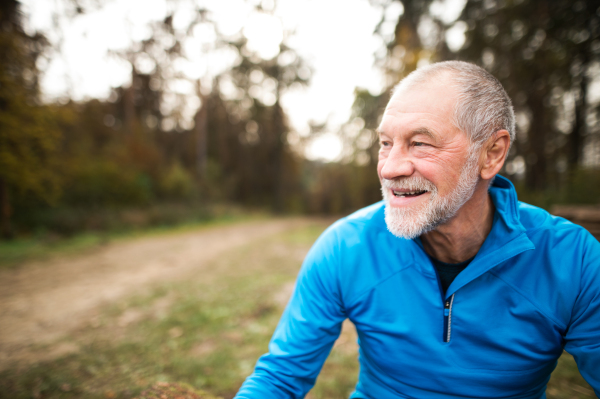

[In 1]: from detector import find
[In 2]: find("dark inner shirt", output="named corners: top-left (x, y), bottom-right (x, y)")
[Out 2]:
top-left (429, 256), bottom-right (475, 295)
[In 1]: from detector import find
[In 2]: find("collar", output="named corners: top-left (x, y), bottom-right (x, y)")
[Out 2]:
top-left (412, 175), bottom-right (535, 299)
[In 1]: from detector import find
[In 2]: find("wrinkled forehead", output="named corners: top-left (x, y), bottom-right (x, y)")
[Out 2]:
top-left (383, 78), bottom-right (460, 124)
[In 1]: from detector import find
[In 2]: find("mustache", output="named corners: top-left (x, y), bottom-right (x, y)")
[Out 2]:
top-left (381, 177), bottom-right (436, 192)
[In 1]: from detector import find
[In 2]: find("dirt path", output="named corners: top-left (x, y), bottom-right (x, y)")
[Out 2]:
top-left (0, 218), bottom-right (312, 369)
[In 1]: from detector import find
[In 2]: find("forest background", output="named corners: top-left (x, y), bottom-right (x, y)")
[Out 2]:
top-left (1, 0), bottom-right (600, 239)
top-left (1, 1), bottom-right (600, 398)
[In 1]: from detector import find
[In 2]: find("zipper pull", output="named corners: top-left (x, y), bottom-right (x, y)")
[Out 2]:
top-left (444, 301), bottom-right (450, 316)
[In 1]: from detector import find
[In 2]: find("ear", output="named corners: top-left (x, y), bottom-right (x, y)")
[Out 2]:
top-left (480, 130), bottom-right (510, 180)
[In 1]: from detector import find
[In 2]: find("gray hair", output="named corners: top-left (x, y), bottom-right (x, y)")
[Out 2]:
top-left (392, 61), bottom-right (515, 151)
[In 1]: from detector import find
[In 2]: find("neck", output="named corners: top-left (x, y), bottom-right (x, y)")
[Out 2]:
top-left (420, 181), bottom-right (495, 263)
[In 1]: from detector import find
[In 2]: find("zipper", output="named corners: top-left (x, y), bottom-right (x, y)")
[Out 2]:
top-left (443, 293), bottom-right (455, 343)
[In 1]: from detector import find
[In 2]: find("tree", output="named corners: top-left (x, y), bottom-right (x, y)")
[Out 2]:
top-left (108, 2), bottom-right (311, 210)
top-left (0, 0), bottom-right (62, 238)
top-left (360, 0), bottom-right (600, 192)
top-left (454, 0), bottom-right (600, 190)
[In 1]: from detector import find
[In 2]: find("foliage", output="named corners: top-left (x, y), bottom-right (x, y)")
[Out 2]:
top-left (515, 167), bottom-right (600, 209)
top-left (0, 1), bottom-right (62, 237)
top-left (302, 161), bottom-right (382, 214)
top-left (158, 162), bottom-right (196, 200)
top-left (4, 0), bottom-right (600, 238)
top-left (64, 160), bottom-right (153, 207)
top-left (0, 0), bottom-right (320, 237)
top-left (354, 0), bottom-right (600, 197)
top-left (453, 0), bottom-right (600, 190)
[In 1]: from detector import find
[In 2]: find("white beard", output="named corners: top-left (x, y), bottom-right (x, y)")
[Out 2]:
top-left (381, 154), bottom-right (480, 239)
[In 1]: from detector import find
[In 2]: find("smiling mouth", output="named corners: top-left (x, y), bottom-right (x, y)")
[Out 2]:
top-left (392, 189), bottom-right (428, 198)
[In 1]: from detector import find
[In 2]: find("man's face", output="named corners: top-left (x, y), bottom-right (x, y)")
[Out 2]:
top-left (377, 80), bottom-right (481, 239)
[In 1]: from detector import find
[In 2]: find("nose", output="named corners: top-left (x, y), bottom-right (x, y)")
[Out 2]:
top-left (379, 145), bottom-right (415, 180)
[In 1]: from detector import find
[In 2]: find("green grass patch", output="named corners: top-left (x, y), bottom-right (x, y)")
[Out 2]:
top-left (0, 220), bottom-right (594, 399)
top-left (0, 232), bottom-right (106, 268)
top-left (0, 207), bottom-right (268, 269)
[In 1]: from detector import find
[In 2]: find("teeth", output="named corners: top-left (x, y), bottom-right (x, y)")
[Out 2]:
top-left (392, 190), bottom-right (426, 197)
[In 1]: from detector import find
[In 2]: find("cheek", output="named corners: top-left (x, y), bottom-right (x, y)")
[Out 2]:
top-left (414, 159), bottom-right (462, 189)
top-left (423, 147), bottom-right (468, 176)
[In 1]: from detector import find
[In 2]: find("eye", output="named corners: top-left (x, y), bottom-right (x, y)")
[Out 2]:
top-left (412, 141), bottom-right (428, 147)
top-left (380, 140), bottom-right (391, 147)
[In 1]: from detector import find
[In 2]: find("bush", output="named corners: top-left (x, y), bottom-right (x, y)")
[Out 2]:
top-left (64, 160), bottom-right (153, 207)
top-left (158, 162), bottom-right (196, 201)
top-left (565, 168), bottom-right (600, 204)
top-left (514, 168), bottom-right (600, 210)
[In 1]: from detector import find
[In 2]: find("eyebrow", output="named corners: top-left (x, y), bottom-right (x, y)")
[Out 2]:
top-left (377, 127), bottom-right (438, 141)
top-left (412, 127), bottom-right (437, 141)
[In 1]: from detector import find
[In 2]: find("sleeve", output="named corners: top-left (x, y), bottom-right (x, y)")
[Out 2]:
top-left (563, 232), bottom-right (600, 395)
top-left (234, 225), bottom-right (347, 399)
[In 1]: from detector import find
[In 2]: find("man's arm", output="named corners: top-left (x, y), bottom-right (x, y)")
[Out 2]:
top-left (563, 232), bottom-right (600, 395)
top-left (234, 226), bottom-right (347, 399)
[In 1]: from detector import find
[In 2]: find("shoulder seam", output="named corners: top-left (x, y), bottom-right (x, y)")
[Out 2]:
top-left (346, 265), bottom-right (413, 310)
top-left (488, 270), bottom-right (567, 330)
top-left (523, 219), bottom-right (587, 236)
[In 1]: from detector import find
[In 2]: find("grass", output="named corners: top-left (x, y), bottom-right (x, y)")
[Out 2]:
top-left (0, 221), bottom-right (595, 399)
top-left (0, 207), bottom-right (268, 269)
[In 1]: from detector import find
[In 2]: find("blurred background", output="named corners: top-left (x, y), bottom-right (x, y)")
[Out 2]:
top-left (1, 0), bottom-right (599, 239)
top-left (1, 0), bottom-right (600, 398)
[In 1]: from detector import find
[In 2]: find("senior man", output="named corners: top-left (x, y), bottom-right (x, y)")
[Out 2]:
top-left (235, 61), bottom-right (600, 398)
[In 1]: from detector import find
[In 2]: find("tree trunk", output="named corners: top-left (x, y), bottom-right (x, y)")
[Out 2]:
top-left (569, 54), bottom-right (590, 172)
top-left (195, 92), bottom-right (209, 178)
top-left (569, 85), bottom-right (586, 172)
top-left (0, 177), bottom-right (12, 239)
top-left (123, 67), bottom-right (137, 135)
top-left (271, 102), bottom-right (286, 213)
top-left (526, 90), bottom-right (549, 190)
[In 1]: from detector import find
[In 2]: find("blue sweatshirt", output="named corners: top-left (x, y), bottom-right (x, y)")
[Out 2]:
top-left (235, 176), bottom-right (600, 398)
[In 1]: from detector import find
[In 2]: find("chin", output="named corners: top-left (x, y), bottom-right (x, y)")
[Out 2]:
top-left (383, 202), bottom-right (439, 239)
